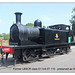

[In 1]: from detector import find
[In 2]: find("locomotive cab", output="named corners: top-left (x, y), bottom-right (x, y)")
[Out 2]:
top-left (47, 24), bottom-right (74, 43)
top-left (47, 24), bottom-right (70, 32)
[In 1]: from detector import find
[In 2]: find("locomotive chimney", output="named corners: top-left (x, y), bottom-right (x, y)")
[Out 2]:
top-left (15, 12), bottom-right (22, 24)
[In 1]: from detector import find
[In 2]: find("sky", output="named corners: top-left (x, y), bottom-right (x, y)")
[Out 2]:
top-left (0, 3), bottom-right (75, 33)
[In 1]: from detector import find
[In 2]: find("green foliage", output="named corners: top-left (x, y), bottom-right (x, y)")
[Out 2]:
top-left (26, 23), bottom-right (34, 27)
top-left (70, 7), bottom-right (75, 35)
top-left (0, 33), bottom-right (10, 40)
top-left (72, 8), bottom-right (75, 13)
top-left (43, 26), bottom-right (46, 28)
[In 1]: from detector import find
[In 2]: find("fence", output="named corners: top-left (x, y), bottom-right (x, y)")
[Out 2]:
top-left (0, 40), bottom-right (9, 55)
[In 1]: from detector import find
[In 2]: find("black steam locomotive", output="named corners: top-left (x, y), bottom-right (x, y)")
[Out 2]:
top-left (0, 12), bottom-right (73, 65)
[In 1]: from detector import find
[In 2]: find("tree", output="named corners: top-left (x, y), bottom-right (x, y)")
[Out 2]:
top-left (2, 33), bottom-right (6, 40)
top-left (70, 7), bottom-right (75, 35)
top-left (43, 26), bottom-right (46, 28)
top-left (5, 34), bottom-right (10, 40)
top-left (0, 33), bottom-right (10, 40)
top-left (26, 23), bottom-right (34, 27)
top-left (0, 34), bottom-right (2, 37)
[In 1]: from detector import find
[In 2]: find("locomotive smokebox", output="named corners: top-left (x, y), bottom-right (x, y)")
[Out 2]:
top-left (15, 12), bottom-right (22, 24)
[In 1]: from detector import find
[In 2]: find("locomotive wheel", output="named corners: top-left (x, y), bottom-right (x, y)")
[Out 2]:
top-left (23, 49), bottom-right (39, 62)
top-left (67, 46), bottom-right (71, 52)
top-left (62, 47), bottom-right (68, 54)
top-left (46, 49), bottom-right (54, 58)
top-left (59, 49), bottom-right (65, 55)
top-left (38, 50), bottom-right (42, 58)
